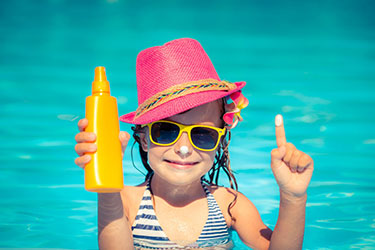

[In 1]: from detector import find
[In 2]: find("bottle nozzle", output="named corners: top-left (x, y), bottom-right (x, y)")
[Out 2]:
top-left (94, 67), bottom-right (107, 82)
top-left (92, 66), bottom-right (110, 95)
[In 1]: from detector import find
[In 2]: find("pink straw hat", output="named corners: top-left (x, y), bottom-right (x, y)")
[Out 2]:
top-left (120, 38), bottom-right (246, 124)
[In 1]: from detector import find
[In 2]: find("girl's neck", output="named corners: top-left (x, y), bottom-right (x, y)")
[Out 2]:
top-left (150, 173), bottom-right (206, 207)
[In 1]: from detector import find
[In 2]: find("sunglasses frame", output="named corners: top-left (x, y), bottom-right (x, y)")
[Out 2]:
top-left (143, 120), bottom-right (226, 151)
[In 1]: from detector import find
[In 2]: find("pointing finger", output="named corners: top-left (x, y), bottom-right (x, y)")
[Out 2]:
top-left (275, 114), bottom-right (287, 147)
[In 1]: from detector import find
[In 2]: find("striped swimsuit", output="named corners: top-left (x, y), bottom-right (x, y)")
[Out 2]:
top-left (132, 179), bottom-right (233, 249)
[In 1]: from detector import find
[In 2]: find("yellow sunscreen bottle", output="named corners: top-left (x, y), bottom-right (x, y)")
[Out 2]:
top-left (84, 66), bottom-right (123, 192)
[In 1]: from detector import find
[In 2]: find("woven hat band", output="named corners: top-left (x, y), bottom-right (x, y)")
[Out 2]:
top-left (134, 78), bottom-right (237, 120)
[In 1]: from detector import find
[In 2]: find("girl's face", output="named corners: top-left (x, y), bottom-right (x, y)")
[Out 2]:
top-left (140, 100), bottom-right (223, 186)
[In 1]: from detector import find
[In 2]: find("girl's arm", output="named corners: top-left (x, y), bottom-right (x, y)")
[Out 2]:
top-left (230, 191), bottom-right (273, 249)
top-left (97, 131), bottom-right (134, 249)
top-left (98, 193), bottom-right (133, 250)
top-left (230, 190), bottom-right (308, 250)
top-left (232, 114), bottom-right (313, 249)
top-left (268, 192), bottom-right (306, 249)
top-left (74, 119), bottom-right (133, 249)
top-left (268, 114), bottom-right (313, 249)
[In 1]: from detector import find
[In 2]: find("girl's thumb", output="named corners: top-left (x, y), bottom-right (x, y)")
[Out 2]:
top-left (271, 145), bottom-right (286, 169)
top-left (119, 131), bottom-right (131, 154)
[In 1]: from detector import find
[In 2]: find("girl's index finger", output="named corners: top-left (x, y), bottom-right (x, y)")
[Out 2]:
top-left (275, 114), bottom-right (287, 147)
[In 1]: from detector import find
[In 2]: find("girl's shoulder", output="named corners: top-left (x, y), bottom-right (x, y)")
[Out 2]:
top-left (206, 184), bottom-right (237, 201)
top-left (206, 184), bottom-right (247, 203)
top-left (120, 182), bottom-right (148, 223)
top-left (121, 182), bottom-right (148, 204)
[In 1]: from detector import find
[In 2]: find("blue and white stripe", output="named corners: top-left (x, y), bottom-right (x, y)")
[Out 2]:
top-left (132, 179), bottom-right (232, 249)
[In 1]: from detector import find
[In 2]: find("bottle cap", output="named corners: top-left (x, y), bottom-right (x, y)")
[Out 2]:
top-left (92, 66), bottom-right (110, 95)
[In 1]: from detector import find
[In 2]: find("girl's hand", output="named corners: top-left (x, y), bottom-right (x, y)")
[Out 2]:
top-left (74, 118), bottom-right (130, 169)
top-left (270, 114), bottom-right (314, 198)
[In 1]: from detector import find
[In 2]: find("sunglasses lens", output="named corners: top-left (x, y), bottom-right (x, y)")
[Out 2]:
top-left (191, 127), bottom-right (219, 150)
top-left (151, 122), bottom-right (179, 144)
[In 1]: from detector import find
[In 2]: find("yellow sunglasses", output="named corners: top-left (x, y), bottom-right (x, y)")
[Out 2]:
top-left (143, 120), bottom-right (226, 151)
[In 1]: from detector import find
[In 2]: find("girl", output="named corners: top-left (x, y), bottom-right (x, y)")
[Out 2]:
top-left (74, 38), bottom-right (314, 249)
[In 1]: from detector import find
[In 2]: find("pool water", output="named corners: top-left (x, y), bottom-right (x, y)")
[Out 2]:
top-left (1, 0), bottom-right (375, 249)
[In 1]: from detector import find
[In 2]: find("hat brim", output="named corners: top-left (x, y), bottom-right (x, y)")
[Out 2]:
top-left (119, 81), bottom-right (246, 125)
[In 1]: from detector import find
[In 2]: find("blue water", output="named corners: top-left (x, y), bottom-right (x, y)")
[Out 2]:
top-left (1, 0), bottom-right (375, 249)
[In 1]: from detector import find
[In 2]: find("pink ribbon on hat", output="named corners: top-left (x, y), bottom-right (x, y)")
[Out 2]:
top-left (223, 91), bottom-right (249, 129)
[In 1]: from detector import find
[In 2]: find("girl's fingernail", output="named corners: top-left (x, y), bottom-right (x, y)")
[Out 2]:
top-left (275, 114), bottom-right (283, 127)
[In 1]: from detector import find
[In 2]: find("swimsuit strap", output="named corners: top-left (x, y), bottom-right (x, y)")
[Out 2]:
top-left (197, 180), bottom-right (232, 247)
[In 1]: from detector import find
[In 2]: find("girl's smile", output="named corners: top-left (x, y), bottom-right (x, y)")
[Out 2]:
top-left (163, 159), bottom-right (200, 170)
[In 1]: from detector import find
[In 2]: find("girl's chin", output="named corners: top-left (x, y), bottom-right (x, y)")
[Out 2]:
top-left (154, 170), bottom-right (207, 186)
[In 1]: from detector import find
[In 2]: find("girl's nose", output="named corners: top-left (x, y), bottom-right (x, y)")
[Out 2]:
top-left (174, 132), bottom-right (193, 156)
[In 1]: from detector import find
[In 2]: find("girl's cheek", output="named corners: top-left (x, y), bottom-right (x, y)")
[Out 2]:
top-left (202, 151), bottom-right (216, 167)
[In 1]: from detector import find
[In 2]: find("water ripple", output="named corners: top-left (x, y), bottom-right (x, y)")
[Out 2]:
top-left (276, 90), bottom-right (331, 105)
top-left (57, 114), bottom-right (80, 121)
top-left (309, 181), bottom-right (358, 187)
top-left (325, 192), bottom-right (355, 198)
